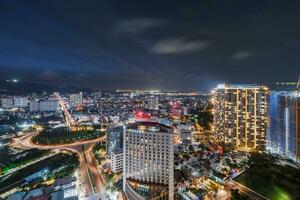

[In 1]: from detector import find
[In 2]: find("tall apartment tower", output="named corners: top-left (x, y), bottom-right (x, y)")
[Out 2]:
top-left (13, 97), bottom-right (28, 107)
top-left (69, 92), bottom-right (83, 107)
top-left (29, 100), bottom-right (59, 112)
top-left (107, 126), bottom-right (124, 158)
top-left (123, 122), bottom-right (174, 200)
top-left (1, 98), bottom-right (13, 109)
top-left (213, 84), bottom-right (268, 151)
top-left (268, 91), bottom-right (300, 160)
top-left (147, 97), bottom-right (159, 110)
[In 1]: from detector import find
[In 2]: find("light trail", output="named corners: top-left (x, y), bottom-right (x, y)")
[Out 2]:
top-left (56, 94), bottom-right (75, 128)
top-left (11, 133), bottom-right (107, 199)
top-left (10, 94), bottom-right (107, 199)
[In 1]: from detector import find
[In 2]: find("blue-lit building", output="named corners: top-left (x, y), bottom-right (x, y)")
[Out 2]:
top-left (106, 126), bottom-right (124, 158)
top-left (267, 91), bottom-right (300, 161)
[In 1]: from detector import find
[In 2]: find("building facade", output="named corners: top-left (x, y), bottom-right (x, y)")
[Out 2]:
top-left (69, 92), bottom-right (83, 107)
top-left (30, 100), bottom-right (59, 112)
top-left (179, 129), bottom-right (192, 149)
top-left (147, 97), bottom-right (159, 110)
top-left (13, 97), bottom-right (28, 107)
top-left (107, 126), bottom-right (124, 158)
top-left (213, 84), bottom-right (268, 151)
top-left (40, 100), bottom-right (59, 112)
top-left (1, 98), bottom-right (13, 109)
top-left (267, 91), bottom-right (300, 161)
top-left (29, 101), bottom-right (39, 112)
top-left (111, 149), bottom-right (123, 173)
top-left (171, 101), bottom-right (181, 118)
top-left (123, 122), bottom-right (174, 200)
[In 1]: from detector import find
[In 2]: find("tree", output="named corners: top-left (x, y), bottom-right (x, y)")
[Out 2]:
top-left (231, 189), bottom-right (247, 200)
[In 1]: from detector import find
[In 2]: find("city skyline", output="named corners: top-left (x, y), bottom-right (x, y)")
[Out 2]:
top-left (1, 83), bottom-right (299, 199)
top-left (0, 0), bottom-right (299, 90)
top-left (0, 1), bottom-right (300, 200)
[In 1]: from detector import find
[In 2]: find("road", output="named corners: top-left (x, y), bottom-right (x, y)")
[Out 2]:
top-left (0, 153), bottom-right (56, 178)
top-left (11, 132), bottom-right (107, 199)
top-left (57, 95), bottom-right (75, 128)
top-left (226, 180), bottom-right (269, 200)
top-left (10, 95), bottom-right (107, 199)
top-left (84, 144), bottom-right (106, 200)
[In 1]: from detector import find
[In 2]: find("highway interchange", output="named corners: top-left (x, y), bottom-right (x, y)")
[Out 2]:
top-left (10, 95), bottom-right (107, 200)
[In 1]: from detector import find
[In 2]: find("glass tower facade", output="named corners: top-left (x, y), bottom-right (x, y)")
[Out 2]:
top-left (106, 126), bottom-right (124, 158)
top-left (267, 91), bottom-right (300, 161)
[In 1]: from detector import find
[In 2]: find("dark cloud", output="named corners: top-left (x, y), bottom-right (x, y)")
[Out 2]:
top-left (231, 51), bottom-right (252, 60)
top-left (0, 0), bottom-right (299, 90)
top-left (150, 38), bottom-right (211, 54)
top-left (114, 18), bottom-right (168, 34)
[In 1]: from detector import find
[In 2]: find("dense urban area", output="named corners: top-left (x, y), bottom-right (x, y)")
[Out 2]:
top-left (0, 79), bottom-right (299, 200)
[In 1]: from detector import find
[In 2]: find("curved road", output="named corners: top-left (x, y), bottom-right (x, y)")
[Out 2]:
top-left (11, 132), bottom-right (107, 200)
top-left (226, 180), bottom-right (269, 200)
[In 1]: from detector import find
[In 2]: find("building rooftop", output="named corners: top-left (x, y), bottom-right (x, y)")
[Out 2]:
top-left (270, 91), bottom-right (300, 97)
top-left (112, 148), bottom-right (123, 155)
top-left (126, 178), bottom-right (168, 199)
top-left (127, 121), bottom-right (171, 133)
top-left (216, 84), bottom-right (268, 90)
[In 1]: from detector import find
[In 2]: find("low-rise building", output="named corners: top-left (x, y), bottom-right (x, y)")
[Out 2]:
top-left (180, 129), bottom-right (192, 148)
top-left (178, 189), bottom-right (201, 200)
top-left (69, 93), bottom-right (83, 107)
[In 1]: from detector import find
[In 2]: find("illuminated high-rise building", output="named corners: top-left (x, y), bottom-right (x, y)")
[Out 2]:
top-left (69, 92), bottom-right (83, 107)
top-left (29, 100), bottom-right (59, 112)
top-left (171, 101), bottom-right (181, 118)
top-left (213, 84), bottom-right (268, 151)
top-left (39, 100), bottom-right (58, 112)
top-left (107, 126), bottom-right (124, 158)
top-left (123, 122), bottom-right (174, 200)
top-left (1, 98), bottom-right (13, 109)
top-left (13, 97), bottom-right (28, 107)
top-left (29, 100), bottom-right (39, 112)
top-left (147, 97), bottom-right (159, 110)
top-left (267, 91), bottom-right (300, 160)
top-left (111, 149), bottom-right (123, 173)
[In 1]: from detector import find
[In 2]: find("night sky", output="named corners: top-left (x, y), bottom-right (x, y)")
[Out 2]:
top-left (0, 0), bottom-right (299, 90)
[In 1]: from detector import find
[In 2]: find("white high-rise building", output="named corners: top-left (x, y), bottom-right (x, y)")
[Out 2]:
top-left (69, 92), bottom-right (83, 107)
top-left (123, 122), bottom-right (174, 200)
top-left (29, 101), bottom-right (40, 112)
top-left (39, 100), bottom-right (59, 112)
top-left (1, 98), bottom-right (13, 109)
top-left (147, 97), bottom-right (159, 110)
top-left (13, 97), bottom-right (28, 107)
top-left (212, 84), bottom-right (268, 151)
top-left (29, 100), bottom-right (59, 112)
top-left (111, 150), bottom-right (123, 173)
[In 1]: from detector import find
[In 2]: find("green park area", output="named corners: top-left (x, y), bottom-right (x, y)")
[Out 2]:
top-left (93, 141), bottom-right (107, 163)
top-left (235, 153), bottom-right (300, 200)
top-left (0, 153), bottom-right (79, 193)
top-left (32, 127), bottom-right (105, 145)
top-left (0, 148), bottom-right (50, 176)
